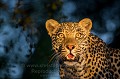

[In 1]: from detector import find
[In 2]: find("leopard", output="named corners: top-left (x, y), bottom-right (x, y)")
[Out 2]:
top-left (45, 18), bottom-right (120, 79)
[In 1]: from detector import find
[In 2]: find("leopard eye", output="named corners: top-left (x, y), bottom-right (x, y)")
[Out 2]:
top-left (76, 33), bottom-right (81, 38)
top-left (58, 33), bottom-right (64, 38)
top-left (75, 33), bottom-right (84, 39)
top-left (56, 33), bottom-right (65, 43)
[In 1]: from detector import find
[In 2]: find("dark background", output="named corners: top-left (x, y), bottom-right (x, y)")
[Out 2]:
top-left (0, 0), bottom-right (120, 79)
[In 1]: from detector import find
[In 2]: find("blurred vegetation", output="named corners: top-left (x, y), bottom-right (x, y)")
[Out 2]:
top-left (20, 0), bottom-right (63, 79)
top-left (0, 0), bottom-right (63, 79)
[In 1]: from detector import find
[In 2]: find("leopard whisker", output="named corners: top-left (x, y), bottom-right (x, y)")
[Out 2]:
top-left (53, 54), bottom-right (65, 64)
top-left (48, 52), bottom-right (61, 64)
top-left (50, 51), bottom-right (58, 58)
top-left (54, 54), bottom-right (62, 63)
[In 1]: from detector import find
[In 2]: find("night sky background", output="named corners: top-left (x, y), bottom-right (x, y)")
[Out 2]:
top-left (0, 0), bottom-right (120, 79)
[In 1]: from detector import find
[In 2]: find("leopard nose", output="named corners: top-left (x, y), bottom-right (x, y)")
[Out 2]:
top-left (66, 45), bottom-right (75, 50)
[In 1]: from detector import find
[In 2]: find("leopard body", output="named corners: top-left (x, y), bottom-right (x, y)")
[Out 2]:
top-left (46, 18), bottom-right (120, 79)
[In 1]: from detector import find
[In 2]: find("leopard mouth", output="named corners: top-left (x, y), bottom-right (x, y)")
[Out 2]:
top-left (59, 51), bottom-right (80, 63)
top-left (67, 53), bottom-right (75, 60)
top-left (65, 53), bottom-right (80, 62)
top-left (59, 54), bottom-right (79, 64)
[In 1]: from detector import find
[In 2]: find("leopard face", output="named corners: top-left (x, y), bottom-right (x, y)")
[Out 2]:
top-left (46, 18), bottom-right (92, 63)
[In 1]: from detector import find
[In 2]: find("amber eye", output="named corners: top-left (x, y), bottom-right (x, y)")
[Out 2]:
top-left (76, 33), bottom-right (81, 38)
top-left (58, 33), bottom-right (64, 38)
top-left (75, 33), bottom-right (84, 39)
top-left (57, 33), bottom-right (65, 42)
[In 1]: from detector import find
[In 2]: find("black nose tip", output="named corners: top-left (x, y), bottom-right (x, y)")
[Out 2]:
top-left (66, 45), bottom-right (75, 50)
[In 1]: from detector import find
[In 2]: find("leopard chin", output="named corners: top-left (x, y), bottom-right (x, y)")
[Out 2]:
top-left (64, 61), bottom-right (78, 66)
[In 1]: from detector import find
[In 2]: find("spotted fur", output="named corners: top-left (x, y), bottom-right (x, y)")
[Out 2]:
top-left (46, 18), bottom-right (120, 79)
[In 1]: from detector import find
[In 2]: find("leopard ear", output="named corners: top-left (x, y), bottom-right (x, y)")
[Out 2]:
top-left (46, 19), bottom-right (59, 36)
top-left (78, 18), bottom-right (92, 31)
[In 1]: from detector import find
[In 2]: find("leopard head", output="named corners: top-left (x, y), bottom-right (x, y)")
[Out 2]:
top-left (46, 18), bottom-right (92, 62)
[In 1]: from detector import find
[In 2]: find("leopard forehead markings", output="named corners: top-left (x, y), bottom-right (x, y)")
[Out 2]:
top-left (56, 23), bottom-right (80, 36)
top-left (46, 18), bottom-right (120, 79)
